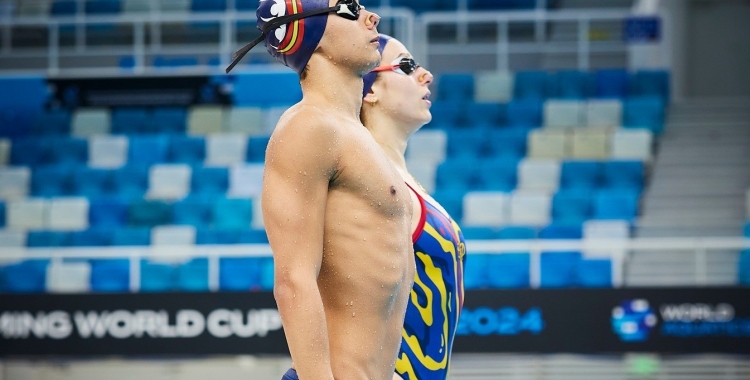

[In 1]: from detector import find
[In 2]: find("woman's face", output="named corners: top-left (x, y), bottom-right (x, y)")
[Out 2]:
top-left (368, 39), bottom-right (434, 127)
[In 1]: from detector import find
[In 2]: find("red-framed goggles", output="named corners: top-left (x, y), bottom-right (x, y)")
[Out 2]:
top-left (370, 57), bottom-right (421, 76)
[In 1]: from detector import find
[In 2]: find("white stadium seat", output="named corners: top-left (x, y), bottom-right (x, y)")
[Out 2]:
top-left (0, 167), bottom-right (31, 200)
top-left (0, 230), bottom-right (27, 247)
top-left (517, 159), bottom-right (561, 192)
top-left (72, 108), bottom-right (111, 137)
top-left (147, 164), bottom-right (192, 200)
top-left (205, 134), bottom-right (248, 166)
top-left (7, 198), bottom-right (47, 230)
top-left (262, 106), bottom-right (289, 135)
top-left (89, 135), bottom-right (128, 168)
top-left (407, 130), bottom-right (447, 164)
top-left (612, 129), bottom-right (653, 160)
top-left (586, 99), bottom-right (623, 128)
top-left (509, 191), bottom-right (552, 226)
top-left (528, 130), bottom-right (570, 159)
top-left (544, 100), bottom-right (585, 129)
top-left (227, 164), bottom-right (265, 198)
top-left (188, 106), bottom-right (226, 135)
top-left (251, 196), bottom-right (265, 230)
top-left (47, 261), bottom-right (91, 293)
top-left (406, 159), bottom-right (438, 194)
top-left (226, 107), bottom-right (265, 136)
top-left (47, 197), bottom-right (89, 231)
top-left (583, 220), bottom-right (631, 239)
top-left (463, 192), bottom-right (509, 227)
top-left (474, 71), bottom-right (514, 103)
top-left (0, 138), bottom-right (10, 166)
top-left (152, 225), bottom-right (197, 246)
top-left (572, 128), bottom-right (610, 159)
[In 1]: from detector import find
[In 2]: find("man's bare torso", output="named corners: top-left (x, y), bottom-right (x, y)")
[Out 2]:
top-left (273, 103), bottom-right (415, 380)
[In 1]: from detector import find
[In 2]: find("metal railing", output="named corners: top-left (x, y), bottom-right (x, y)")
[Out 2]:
top-left (0, 7), bottom-right (415, 76)
top-left (415, 8), bottom-right (636, 72)
top-left (2, 237), bottom-right (748, 292)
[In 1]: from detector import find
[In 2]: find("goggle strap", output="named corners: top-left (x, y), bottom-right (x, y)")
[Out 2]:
top-left (226, 4), bottom-right (346, 73)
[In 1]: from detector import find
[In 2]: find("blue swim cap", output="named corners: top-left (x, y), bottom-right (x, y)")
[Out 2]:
top-left (362, 34), bottom-right (392, 98)
top-left (257, 0), bottom-right (330, 74)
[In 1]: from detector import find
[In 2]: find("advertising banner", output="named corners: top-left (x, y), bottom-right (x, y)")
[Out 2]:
top-left (2, 288), bottom-right (749, 356)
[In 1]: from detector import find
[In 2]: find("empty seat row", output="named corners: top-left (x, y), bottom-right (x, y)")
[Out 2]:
top-left (462, 219), bottom-right (630, 241)
top-left (427, 97), bottom-right (665, 133)
top-left (459, 189), bottom-right (639, 227)
top-left (3, 195), bottom-right (262, 232)
top-left (1, 163), bottom-right (263, 200)
top-left (10, 134), bottom-right (270, 167)
top-left (31, 106), bottom-right (278, 137)
top-left (16, 0), bottom-right (261, 17)
top-left (528, 129), bottom-right (653, 160)
top-left (435, 158), bottom-right (644, 193)
top-left (461, 69), bottom-right (670, 103)
top-left (0, 257), bottom-right (273, 294)
top-left (463, 252), bottom-right (612, 289)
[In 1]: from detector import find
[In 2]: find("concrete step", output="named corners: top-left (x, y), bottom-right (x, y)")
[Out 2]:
top-left (642, 196), bottom-right (746, 210)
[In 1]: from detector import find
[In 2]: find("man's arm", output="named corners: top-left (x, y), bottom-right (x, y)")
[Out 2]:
top-left (262, 111), bottom-right (339, 380)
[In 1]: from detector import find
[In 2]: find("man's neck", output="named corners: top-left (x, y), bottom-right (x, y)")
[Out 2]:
top-left (300, 57), bottom-right (366, 121)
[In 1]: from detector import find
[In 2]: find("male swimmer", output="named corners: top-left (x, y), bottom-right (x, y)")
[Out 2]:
top-left (361, 35), bottom-right (467, 380)
top-left (227, 2), bottom-right (416, 380)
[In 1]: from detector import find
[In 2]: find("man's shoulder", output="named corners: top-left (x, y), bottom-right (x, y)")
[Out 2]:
top-left (274, 104), bottom-right (342, 141)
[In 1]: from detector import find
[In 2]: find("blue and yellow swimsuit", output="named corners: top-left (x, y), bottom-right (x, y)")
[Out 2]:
top-left (396, 184), bottom-right (466, 380)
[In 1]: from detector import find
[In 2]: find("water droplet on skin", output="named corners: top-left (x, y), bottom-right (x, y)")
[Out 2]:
top-left (352, 312), bottom-right (356, 317)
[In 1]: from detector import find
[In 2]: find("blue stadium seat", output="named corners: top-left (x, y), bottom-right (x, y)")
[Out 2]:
top-left (561, 161), bottom-right (602, 190)
top-left (173, 197), bottom-right (213, 228)
top-left (624, 96), bottom-right (665, 134)
top-left (745, 221), bottom-right (750, 237)
top-left (247, 136), bottom-right (270, 162)
top-left (128, 200), bottom-right (173, 227)
top-left (196, 229), bottom-right (241, 245)
top-left (465, 102), bottom-right (506, 128)
top-left (497, 226), bottom-right (537, 240)
top-left (233, 72), bottom-right (302, 106)
top-left (112, 166), bottom-right (149, 199)
top-left (477, 158), bottom-right (518, 191)
top-left (0, 202), bottom-right (5, 228)
top-left (438, 73), bottom-right (474, 101)
top-left (539, 223), bottom-right (583, 240)
top-left (487, 128), bottom-right (528, 158)
top-left (739, 250), bottom-right (750, 285)
top-left (213, 198), bottom-right (253, 229)
top-left (552, 189), bottom-right (593, 224)
top-left (168, 136), bottom-right (205, 165)
top-left (260, 258), bottom-right (274, 290)
top-left (431, 190), bottom-right (465, 222)
top-left (595, 69), bottom-right (629, 98)
top-left (469, 0), bottom-right (535, 9)
top-left (85, 0), bottom-right (120, 14)
top-left (540, 251), bottom-right (581, 288)
top-left (27, 231), bottom-right (72, 247)
top-left (153, 107), bottom-right (187, 134)
top-left (73, 168), bottom-right (112, 197)
top-left (49, 137), bottom-right (88, 165)
top-left (235, 0), bottom-right (257, 9)
top-left (177, 258), bottom-right (209, 292)
top-left (463, 254), bottom-right (489, 289)
top-left (447, 128), bottom-right (487, 158)
top-left (191, 166), bottom-right (228, 196)
top-left (425, 100), bottom-right (465, 129)
top-left (31, 165), bottom-right (73, 197)
top-left (514, 71), bottom-right (551, 99)
top-left (112, 108), bottom-right (149, 135)
top-left (192, 0), bottom-right (227, 12)
top-left (594, 189), bottom-right (639, 220)
top-left (551, 70), bottom-right (594, 99)
top-left (237, 229), bottom-right (270, 244)
top-left (51, 1), bottom-right (78, 15)
top-left (140, 260), bottom-right (175, 292)
top-left (219, 258), bottom-right (262, 291)
top-left (436, 158), bottom-right (478, 192)
top-left (112, 227), bottom-right (151, 246)
top-left (90, 259), bottom-right (130, 293)
top-left (577, 259), bottom-right (612, 288)
top-left (71, 229), bottom-right (114, 247)
top-left (31, 109), bottom-right (72, 136)
top-left (127, 136), bottom-right (170, 165)
top-left (154, 57), bottom-right (199, 68)
top-left (3, 260), bottom-right (48, 293)
top-left (461, 227), bottom-right (499, 240)
top-left (89, 198), bottom-right (128, 227)
top-left (602, 161), bottom-right (644, 190)
top-left (11, 137), bottom-right (53, 166)
top-left (507, 98), bottom-right (543, 128)
top-left (487, 253), bottom-right (530, 288)
top-left (633, 70), bottom-right (670, 103)
top-left (0, 78), bottom-right (48, 138)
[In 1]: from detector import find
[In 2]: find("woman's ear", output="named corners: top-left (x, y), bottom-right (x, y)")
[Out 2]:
top-left (363, 91), bottom-right (379, 106)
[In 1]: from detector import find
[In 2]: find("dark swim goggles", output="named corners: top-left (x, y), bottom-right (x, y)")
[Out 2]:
top-left (370, 57), bottom-right (420, 75)
top-left (226, 0), bottom-right (363, 74)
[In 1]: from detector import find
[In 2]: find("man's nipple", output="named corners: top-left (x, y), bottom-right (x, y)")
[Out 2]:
top-left (390, 186), bottom-right (397, 196)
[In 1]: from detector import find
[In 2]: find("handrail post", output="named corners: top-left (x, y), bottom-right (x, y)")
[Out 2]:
top-left (496, 20), bottom-right (509, 72)
top-left (530, 244), bottom-right (541, 289)
top-left (695, 245), bottom-right (708, 286)
top-left (577, 18), bottom-right (590, 70)
top-left (134, 21), bottom-right (146, 74)
top-left (208, 251), bottom-right (220, 292)
top-left (48, 23), bottom-right (60, 75)
top-left (129, 253), bottom-right (140, 293)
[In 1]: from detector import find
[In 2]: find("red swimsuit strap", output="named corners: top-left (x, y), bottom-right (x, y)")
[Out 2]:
top-left (404, 182), bottom-right (427, 244)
